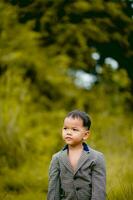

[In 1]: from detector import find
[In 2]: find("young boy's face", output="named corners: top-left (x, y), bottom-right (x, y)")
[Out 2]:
top-left (62, 117), bottom-right (89, 147)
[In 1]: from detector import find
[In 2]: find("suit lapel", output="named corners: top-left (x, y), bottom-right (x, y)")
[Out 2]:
top-left (60, 149), bottom-right (74, 174)
top-left (74, 150), bottom-right (90, 175)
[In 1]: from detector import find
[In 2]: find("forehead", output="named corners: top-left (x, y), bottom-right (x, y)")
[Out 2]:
top-left (63, 117), bottom-right (83, 127)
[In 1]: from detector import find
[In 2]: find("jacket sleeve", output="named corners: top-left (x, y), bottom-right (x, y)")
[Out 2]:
top-left (47, 154), bottom-right (61, 200)
top-left (91, 153), bottom-right (106, 200)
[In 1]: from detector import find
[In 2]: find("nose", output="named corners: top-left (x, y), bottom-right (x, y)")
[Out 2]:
top-left (66, 129), bottom-right (72, 135)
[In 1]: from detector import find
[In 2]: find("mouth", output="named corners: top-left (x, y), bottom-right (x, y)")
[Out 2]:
top-left (65, 137), bottom-right (72, 140)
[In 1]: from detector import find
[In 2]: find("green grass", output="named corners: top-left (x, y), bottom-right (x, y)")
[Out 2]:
top-left (107, 183), bottom-right (133, 200)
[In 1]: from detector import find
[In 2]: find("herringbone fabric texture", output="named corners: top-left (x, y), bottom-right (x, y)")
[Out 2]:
top-left (47, 145), bottom-right (106, 200)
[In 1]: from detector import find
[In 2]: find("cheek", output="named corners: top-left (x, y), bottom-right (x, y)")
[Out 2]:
top-left (62, 131), bottom-right (65, 138)
top-left (73, 135), bottom-right (82, 140)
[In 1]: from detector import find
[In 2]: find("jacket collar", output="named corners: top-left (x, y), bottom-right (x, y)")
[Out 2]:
top-left (62, 142), bottom-right (90, 152)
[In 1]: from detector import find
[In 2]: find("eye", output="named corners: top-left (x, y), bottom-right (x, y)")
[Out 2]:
top-left (72, 128), bottom-right (79, 131)
top-left (63, 127), bottom-right (67, 130)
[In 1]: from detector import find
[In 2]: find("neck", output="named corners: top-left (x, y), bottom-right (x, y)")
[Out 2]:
top-left (68, 143), bottom-right (83, 151)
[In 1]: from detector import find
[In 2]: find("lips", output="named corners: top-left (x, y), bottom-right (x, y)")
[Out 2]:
top-left (65, 137), bottom-right (72, 140)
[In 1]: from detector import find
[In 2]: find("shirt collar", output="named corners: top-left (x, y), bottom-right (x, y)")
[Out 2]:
top-left (62, 142), bottom-right (90, 152)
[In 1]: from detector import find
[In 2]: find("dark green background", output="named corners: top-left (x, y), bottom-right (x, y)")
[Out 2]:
top-left (0, 0), bottom-right (133, 199)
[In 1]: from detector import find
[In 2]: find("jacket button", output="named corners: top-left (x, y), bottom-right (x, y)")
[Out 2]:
top-left (73, 176), bottom-right (77, 180)
top-left (76, 187), bottom-right (80, 191)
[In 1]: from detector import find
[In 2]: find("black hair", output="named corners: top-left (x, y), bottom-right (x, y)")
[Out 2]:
top-left (66, 110), bottom-right (91, 130)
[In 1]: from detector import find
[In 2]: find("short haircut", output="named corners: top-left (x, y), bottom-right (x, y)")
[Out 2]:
top-left (66, 110), bottom-right (91, 130)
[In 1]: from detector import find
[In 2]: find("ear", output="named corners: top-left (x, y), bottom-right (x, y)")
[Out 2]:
top-left (83, 130), bottom-right (90, 141)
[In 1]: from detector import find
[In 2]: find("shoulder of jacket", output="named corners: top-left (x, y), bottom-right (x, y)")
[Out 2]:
top-left (89, 147), bottom-right (105, 161)
top-left (52, 150), bottom-right (62, 159)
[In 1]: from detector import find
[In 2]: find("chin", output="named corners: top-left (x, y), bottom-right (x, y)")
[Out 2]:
top-left (65, 141), bottom-right (73, 144)
top-left (65, 141), bottom-right (74, 145)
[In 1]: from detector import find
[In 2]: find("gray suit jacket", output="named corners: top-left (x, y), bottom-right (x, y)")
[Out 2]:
top-left (47, 143), bottom-right (106, 200)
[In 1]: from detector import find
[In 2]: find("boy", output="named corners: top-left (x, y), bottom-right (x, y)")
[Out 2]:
top-left (47, 110), bottom-right (106, 200)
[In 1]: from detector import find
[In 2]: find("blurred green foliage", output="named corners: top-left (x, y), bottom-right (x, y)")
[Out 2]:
top-left (0, 0), bottom-right (133, 199)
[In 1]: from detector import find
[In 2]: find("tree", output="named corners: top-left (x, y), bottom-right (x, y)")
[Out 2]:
top-left (7, 0), bottom-right (133, 81)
